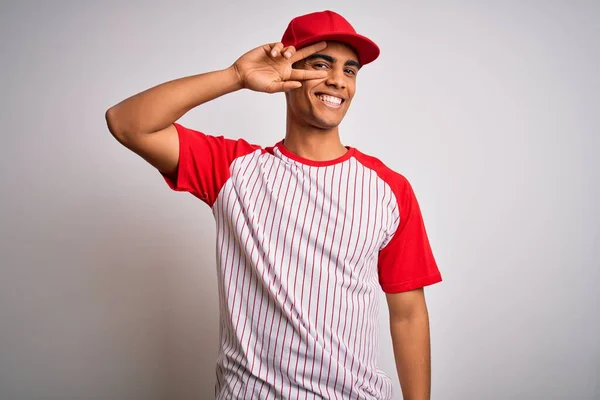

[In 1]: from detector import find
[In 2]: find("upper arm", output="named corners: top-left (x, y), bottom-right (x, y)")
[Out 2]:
top-left (107, 110), bottom-right (262, 205)
top-left (386, 288), bottom-right (427, 323)
top-left (106, 109), bottom-right (180, 180)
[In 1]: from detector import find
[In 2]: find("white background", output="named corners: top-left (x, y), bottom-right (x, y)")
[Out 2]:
top-left (1, 1), bottom-right (598, 399)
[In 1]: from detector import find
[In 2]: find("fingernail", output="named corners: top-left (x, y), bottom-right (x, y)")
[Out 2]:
top-left (272, 51), bottom-right (277, 57)
top-left (284, 52), bottom-right (291, 58)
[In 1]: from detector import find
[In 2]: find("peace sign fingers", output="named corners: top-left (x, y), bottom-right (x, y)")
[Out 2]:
top-left (268, 43), bottom-right (300, 61)
top-left (289, 68), bottom-right (327, 82)
top-left (289, 41), bottom-right (328, 64)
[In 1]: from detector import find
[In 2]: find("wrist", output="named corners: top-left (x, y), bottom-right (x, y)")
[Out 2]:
top-left (226, 64), bottom-right (245, 92)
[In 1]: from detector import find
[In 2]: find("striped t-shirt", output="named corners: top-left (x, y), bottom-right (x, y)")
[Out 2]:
top-left (161, 123), bottom-right (442, 399)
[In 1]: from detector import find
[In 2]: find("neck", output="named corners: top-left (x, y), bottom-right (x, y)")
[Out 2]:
top-left (284, 114), bottom-right (348, 162)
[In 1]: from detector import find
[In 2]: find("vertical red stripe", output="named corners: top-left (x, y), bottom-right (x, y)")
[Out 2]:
top-left (288, 164), bottom-right (314, 399)
top-left (245, 158), bottom-right (284, 397)
top-left (310, 164), bottom-right (336, 395)
top-left (302, 166), bottom-right (327, 397)
top-left (274, 163), bottom-right (304, 396)
top-left (326, 161), bottom-right (350, 397)
top-left (221, 153), bottom-right (264, 392)
top-left (262, 169), bottom-right (295, 399)
top-left (234, 155), bottom-right (278, 397)
top-left (315, 163), bottom-right (341, 399)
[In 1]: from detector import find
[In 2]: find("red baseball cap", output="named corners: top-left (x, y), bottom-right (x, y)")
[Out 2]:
top-left (281, 10), bottom-right (380, 66)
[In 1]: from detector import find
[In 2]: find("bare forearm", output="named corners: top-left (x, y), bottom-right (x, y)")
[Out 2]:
top-left (106, 66), bottom-right (242, 136)
top-left (390, 313), bottom-right (431, 400)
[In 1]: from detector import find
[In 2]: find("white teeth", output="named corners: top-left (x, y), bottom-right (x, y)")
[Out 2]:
top-left (317, 94), bottom-right (343, 105)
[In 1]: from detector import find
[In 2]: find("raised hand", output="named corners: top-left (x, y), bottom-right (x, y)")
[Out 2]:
top-left (232, 41), bottom-right (329, 93)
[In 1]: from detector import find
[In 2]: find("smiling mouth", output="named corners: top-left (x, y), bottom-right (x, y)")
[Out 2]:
top-left (315, 93), bottom-right (344, 109)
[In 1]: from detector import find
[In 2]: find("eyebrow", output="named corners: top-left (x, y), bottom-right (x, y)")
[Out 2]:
top-left (306, 54), bottom-right (361, 69)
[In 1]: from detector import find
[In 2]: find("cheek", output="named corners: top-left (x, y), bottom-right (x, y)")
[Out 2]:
top-left (287, 91), bottom-right (313, 118)
top-left (290, 87), bottom-right (314, 107)
top-left (348, 83), bottom-right (356, 100)
top-left (289, 91), bottom-right (306, 110)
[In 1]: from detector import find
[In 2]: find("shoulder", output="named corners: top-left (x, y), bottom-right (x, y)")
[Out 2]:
top-left (352, 147), bottom-right (412, 192)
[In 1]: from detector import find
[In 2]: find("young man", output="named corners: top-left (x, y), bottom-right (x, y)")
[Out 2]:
top-left (106, 10), bottom-right (442, 400)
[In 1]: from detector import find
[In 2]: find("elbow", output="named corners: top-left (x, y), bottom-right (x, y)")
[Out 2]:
top-left (105, 106), bottom-right (120, 136)
top-left (105, 106), bottom-right (129, 144)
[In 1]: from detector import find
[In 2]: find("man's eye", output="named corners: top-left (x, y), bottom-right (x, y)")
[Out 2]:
top-left (313, 63), bottom-right (328, 69)
top-left (345, 69), bottom-right (357, 75)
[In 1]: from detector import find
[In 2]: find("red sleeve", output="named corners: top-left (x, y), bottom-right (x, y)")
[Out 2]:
top-left (378, 175), bottom-right (442, 293)
top-left (161, 123), bottom-right (261, 206)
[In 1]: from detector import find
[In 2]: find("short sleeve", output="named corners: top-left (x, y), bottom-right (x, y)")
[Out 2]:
top-left (161, 123), bottom-right (261, 206)
top-left (378, 176), bottom-right (442, 293)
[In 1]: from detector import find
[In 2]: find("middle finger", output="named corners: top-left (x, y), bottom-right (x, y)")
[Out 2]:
top-left (281, 45), bottom-right (296, 59)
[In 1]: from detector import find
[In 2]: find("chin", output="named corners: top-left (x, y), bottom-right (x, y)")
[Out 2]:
top-left (308, 108), bottom-right (348, 129)
top-left (303, 114), bottom-right (341, 130)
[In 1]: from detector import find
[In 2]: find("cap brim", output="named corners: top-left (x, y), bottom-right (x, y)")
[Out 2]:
top-left (295, 32), bottom-right (380, 66)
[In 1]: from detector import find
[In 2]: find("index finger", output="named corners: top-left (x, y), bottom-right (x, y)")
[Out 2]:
top-left (289, 41), bottom-right (328, 63)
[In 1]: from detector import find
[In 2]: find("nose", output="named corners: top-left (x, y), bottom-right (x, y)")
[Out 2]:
top-left (325, 67), bottom-right (347, 89)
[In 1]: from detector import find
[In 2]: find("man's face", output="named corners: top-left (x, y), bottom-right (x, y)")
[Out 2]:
top-left (286, 41), bottom-right (360, 130)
